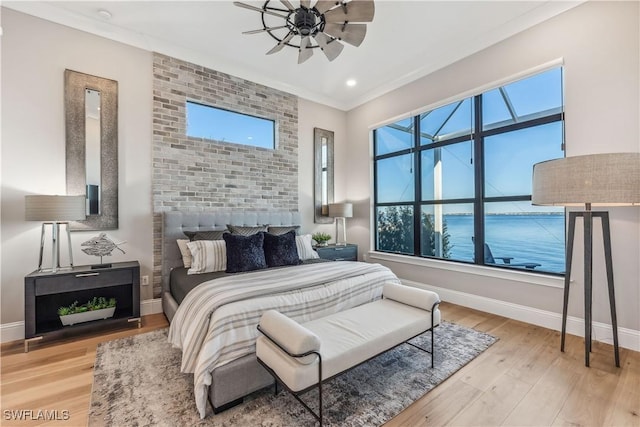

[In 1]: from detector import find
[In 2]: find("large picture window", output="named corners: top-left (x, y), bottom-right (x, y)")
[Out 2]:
top-left (373, 68), bottom-right (565, 274)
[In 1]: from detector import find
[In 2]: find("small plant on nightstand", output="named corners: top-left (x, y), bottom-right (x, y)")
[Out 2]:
top-left (312, 232), bottom-right (331, 247)
top-left (58, 297), bottom-right (117, 326)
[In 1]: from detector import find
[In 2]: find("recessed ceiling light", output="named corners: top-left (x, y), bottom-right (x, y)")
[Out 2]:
top-left (346, 79), bottom-right (357, 87)
top-left (98, 9), bottom-right (112, 20)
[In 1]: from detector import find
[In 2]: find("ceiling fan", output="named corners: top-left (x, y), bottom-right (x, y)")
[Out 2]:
top-left (233, 0), bottom-right (375, 64)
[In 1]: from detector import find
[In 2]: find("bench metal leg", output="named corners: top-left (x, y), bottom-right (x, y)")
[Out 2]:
top-left (406, 307), bottom-right (439, 368)
top-left (405, 326), bottom-right (436, 368)
top-left (431, 311), bottom-right (436, 368)
top-left (318, 362), bottom-right (323, 426)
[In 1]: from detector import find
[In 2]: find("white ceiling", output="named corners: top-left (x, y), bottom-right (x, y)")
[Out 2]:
top-left (4, 1), bottom-right (582, 110)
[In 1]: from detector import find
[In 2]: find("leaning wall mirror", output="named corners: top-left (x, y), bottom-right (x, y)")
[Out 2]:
top-left (314, 127), bottom-right (334, 224)
top-left (65, 69), bottom-right (118, 230)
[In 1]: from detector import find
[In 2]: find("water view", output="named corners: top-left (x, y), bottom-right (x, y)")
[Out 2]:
top-left (446, 214), bottom-right (565, 274)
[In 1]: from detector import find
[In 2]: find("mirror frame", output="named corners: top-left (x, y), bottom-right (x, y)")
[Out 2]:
top-left (65, 69), bottom-right (118, 230)
top-left (314, 127), bottom-right (334, 224)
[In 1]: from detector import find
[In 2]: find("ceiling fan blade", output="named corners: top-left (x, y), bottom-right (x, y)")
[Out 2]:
top-left (280, 0), bottom-right (295, 10)
top-left (300, 0), bottom-right (311, 8)
top-left (233, 2), bottom-right (289, 19)
top-left (314, 0), bottom-right (338, 14)
top-left (298, 36), bottom-right (314, 64)
top-left (242, 25), bottom-right (288, 35)
top-left (266, 32), bottom-right (295, 55)
top-left (314, 32), bottom-right (344, 61)
top-left (324, 0), bottom-right (375, 23)
top-left (323, 22), bottom-right (366, 46)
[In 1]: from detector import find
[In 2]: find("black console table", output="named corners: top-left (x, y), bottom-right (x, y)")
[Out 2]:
top-left (24, 260), bottom-right (141, 352)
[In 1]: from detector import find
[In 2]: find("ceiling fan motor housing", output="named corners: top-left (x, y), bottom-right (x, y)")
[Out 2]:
top-left (294, 8), bottom-right (319, 36)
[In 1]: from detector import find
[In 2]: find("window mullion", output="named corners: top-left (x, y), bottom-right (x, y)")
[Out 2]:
top-left (473, 94), bottom-right (485, 265)
top-left (373, 130), bottom-right (379, 250)
top-left (413, 116), bottom-right (421, 257)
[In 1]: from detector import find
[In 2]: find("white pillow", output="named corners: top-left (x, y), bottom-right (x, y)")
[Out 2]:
top-left (295, 234), bottom-right (320, 260)
top-left (176, 239), bottom-right (193, 268)
top-left (187, 240), bottom-right (227, 274)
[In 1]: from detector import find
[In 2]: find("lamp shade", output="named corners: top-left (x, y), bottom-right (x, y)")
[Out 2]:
top-left (532, 153), bottom-right (640, 207)
top-left (328, 202), bottom-right (353, 218)
top-left (25, 195), bottom-right (86, 221)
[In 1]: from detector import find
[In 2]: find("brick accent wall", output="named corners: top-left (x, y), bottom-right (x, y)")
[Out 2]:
top-left (151, 53), bottom-right (299, 296)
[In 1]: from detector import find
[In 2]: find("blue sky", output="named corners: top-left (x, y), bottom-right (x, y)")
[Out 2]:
top-left (186, 101), bottom-right (275, 149)
top-left (375, 68), bottom-right (564, 214)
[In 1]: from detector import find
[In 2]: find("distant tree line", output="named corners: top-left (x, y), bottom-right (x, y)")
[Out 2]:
top-left (377, 206), bottom-right (451, 257)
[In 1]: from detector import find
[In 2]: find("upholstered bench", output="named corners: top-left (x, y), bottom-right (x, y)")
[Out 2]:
top-left (256, 282), bottom-right (441, 425)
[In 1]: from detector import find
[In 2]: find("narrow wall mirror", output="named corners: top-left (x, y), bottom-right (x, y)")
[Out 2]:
top-left (314, 128), bottom-right (334, 224)
top-left (65, 69), bottom-right (118, 230)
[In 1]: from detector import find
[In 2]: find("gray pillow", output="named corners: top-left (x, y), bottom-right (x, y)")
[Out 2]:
top-left (267, 225), bottom-right (300, 236)
top-left (183, 230), bottom-right (227, 241)
top-left (226, 224), bottom-right (268, 236)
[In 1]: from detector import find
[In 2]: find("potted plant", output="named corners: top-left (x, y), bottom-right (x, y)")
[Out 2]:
top-left (58, 297), bottom-right (117, 326)
top-left (312, 232), bottom-right (332, 247)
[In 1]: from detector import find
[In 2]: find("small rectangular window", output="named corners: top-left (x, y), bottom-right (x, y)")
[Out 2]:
top-left (186, 101), bottom-right (275, 149)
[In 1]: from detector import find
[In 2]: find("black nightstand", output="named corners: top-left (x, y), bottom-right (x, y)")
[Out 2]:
top-left (24, 261), bottom-right (141, 352)
top-left (315, 244), bottom-right (358, 261)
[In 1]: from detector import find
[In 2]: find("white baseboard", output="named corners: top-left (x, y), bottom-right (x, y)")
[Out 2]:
top-left (0, 321), bottom-right (25, 344)
top-left (1, 299), bottom-right (164, 344)
top-left (141, 298), bottom-right (163, 316)
top-left (402, 279), bottom-right (640, 352)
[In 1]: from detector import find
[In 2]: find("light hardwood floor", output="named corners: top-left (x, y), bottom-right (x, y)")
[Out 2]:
top-left (1, 303), bottom-right (638, 426)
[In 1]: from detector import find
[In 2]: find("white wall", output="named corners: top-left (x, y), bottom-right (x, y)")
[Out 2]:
top-left (298, 97), bottom-right (348, 240)
top-left (345, 1), bottom-right (640, 334)
top-left (1, 9), bottom-right (154, 324)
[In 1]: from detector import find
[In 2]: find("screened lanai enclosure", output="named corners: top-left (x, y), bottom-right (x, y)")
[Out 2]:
top-left (373, 67), bottom-right (566, 274)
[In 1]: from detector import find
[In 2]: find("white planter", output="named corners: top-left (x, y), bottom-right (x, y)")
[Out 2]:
top-left (59, 307), bottom-right (116, 326)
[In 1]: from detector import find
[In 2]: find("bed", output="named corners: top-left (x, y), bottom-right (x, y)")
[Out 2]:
top-left (161, 211), bottom-right (401, 418)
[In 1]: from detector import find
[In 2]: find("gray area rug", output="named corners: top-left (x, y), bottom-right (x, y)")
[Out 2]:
top-left (89, 322), bottom-right (496, 426)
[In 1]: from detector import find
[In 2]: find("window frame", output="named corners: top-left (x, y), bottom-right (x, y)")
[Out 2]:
top-left (372, 69), bottom-right (565, 276)
top-left (185, 100), bottom-right (277, 150)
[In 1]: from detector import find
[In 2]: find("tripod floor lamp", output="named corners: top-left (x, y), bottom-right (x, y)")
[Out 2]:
top-left (532, 153), bottom-right (640, 367)
top-left (25, 195), bottom-right (86, 272)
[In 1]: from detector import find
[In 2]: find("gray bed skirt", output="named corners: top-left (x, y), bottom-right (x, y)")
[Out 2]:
top-left (163, 290), bottom-right (275, 411)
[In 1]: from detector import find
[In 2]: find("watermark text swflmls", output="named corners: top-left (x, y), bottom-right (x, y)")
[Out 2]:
top-left (3, 409), bottom-right (70, 421)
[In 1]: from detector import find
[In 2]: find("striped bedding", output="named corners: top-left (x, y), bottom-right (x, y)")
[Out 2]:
top-left (167, 261), bottom-right (400, 418)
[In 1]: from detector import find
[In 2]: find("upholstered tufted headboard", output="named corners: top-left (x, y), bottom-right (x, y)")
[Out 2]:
top-left (161, 210), bottom-right (301, 293)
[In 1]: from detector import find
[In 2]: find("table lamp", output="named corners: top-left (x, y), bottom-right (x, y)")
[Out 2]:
top-left (328, 202), bottom-right (353, 246)
top-left (25, 195), bottom-right (86, 272)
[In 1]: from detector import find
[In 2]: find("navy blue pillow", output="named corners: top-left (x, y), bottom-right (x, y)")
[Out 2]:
top-left (223, 232), bottom-right (267, 273)
top-left (263, 230), bottom-right (301, 268)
